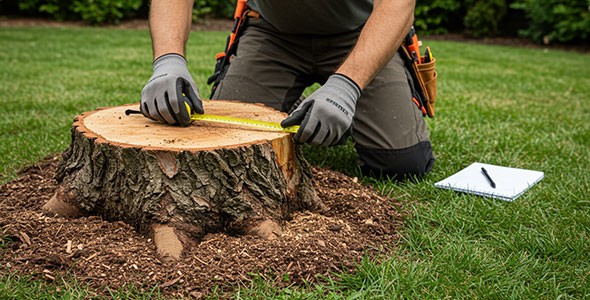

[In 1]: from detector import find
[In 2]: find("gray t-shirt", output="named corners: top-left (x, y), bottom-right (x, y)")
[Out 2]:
top-left (247, 0), bottom-right (373, 34)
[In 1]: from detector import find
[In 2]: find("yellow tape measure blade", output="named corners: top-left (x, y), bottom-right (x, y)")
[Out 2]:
top-left (191, 114), bottom-right (299, 133)
top-left (281, 125), bottom-right (300, 134)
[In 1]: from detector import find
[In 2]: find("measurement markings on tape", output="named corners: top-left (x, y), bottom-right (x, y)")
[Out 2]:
top-left (190, 114), bottom-right (299, 133)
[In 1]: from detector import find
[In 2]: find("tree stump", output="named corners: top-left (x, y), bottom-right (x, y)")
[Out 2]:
top-left (43, 100), bottom-right (323, 261)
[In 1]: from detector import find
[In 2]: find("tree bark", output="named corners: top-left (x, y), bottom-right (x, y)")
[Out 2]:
top-left (44, 100), bottom-right (322, 261)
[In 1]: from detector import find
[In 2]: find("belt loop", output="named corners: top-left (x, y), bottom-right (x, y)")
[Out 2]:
top-left (246, 10), bottom-right (260, 19)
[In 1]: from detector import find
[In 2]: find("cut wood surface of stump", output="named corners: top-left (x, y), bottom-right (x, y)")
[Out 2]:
top-left (44, 100), bottom-right (322, 261)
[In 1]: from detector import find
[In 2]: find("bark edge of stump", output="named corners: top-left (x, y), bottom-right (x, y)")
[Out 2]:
top-left (43, 100), bottom-right (323, 261)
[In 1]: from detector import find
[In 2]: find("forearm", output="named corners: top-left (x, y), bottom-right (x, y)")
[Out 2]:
top-left (149, 0), bottom-right (194, 59)
top-left (336, 0), bottom-right (415, 90)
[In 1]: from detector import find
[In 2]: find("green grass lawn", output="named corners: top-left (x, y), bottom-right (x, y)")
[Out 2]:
top-left (1, 26), bottom-right (589, 299)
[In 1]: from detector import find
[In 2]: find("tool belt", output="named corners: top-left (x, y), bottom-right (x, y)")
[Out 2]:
top-left (209, 6), bottom-right (438, 119)
top-left (398, 27), bottom-right (438, 118)
top-left (207, 0), bottom-right (258, 98)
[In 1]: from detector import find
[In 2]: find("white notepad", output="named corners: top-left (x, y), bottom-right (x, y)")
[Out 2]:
top-left (434, 162), bottom-right (544, 201)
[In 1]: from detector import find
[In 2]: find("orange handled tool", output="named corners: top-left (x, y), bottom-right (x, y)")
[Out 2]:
top-left (404, 26), bottom-right (421, 64)
top-left (228, 0), bottom-right (248, 47)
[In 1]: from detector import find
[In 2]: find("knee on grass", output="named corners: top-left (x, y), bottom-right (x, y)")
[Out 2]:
top-left (357, 141), bottom-right (435, 180)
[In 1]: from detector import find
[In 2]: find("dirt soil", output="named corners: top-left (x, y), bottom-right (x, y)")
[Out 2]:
top-left (0, 155), bottom-right (406, 298)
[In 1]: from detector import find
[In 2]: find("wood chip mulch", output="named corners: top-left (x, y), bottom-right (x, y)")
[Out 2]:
top-left (0, 155), bottom-right (408, 298)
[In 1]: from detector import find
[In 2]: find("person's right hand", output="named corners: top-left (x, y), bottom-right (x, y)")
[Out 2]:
top-left (140, 53), bottom-right (204, 126)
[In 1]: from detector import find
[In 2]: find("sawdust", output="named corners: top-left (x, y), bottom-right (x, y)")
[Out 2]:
top-left (0, 155), bottom-right (407, 298)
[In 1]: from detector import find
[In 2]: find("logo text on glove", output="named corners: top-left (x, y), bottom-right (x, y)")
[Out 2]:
top-left (325, 98), bottom-right (349, 116)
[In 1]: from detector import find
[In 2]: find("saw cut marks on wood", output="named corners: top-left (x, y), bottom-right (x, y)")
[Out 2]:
top-left (125, 109), bottom-right (299, 133)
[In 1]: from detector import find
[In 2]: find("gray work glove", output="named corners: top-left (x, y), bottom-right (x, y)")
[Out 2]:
top-left (140, 53), bottom-right (204, 126)
top-left (281, 74), bottom-right (361, 146)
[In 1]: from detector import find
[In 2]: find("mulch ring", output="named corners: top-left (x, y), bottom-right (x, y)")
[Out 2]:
top-left (0, 155), bottom-right (408, 298)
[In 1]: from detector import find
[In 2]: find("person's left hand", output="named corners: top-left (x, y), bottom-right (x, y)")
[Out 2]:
top-left (281, 74), bottom-right (361, 146)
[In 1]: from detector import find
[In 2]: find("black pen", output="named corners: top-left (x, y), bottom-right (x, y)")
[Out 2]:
top-left (481, 167), bottom-right (496, 188)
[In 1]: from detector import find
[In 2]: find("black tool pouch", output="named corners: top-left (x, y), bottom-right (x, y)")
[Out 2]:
top-left (207, 11), bottom-right (252, 98)
top-left (398, 45), bottom-right (438, 118)
top-left (207, 43), bottom-right (232, 98)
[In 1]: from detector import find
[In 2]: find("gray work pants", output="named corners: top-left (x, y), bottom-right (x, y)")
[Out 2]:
top-left (212, 18), bottom-right (435, 179)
